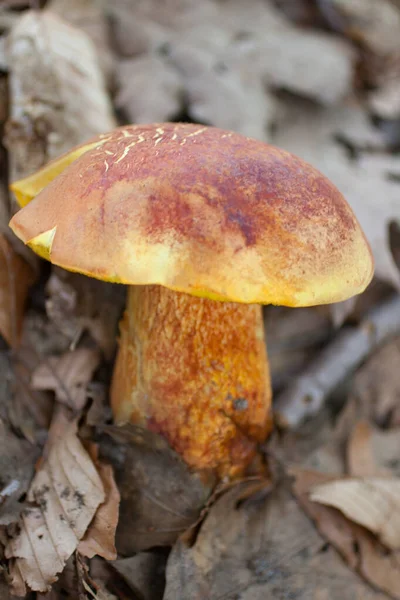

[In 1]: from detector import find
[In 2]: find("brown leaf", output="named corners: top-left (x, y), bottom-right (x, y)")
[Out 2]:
top-left (293, 468), bottom-right (400, 599)
top-left (0, 234), bottom-right (35, 347)
top-left (360, 535), bottom-right (400, 600)
top-left (78, 462), bottom-right (120, 560)
top-left (164, 480), bottom-right (387, 599)
top-left (310, 477), bottom-right (400, 551)
top-left (5, 422), bottom-right (105, 593)
top-left (99, 424), bottom-right (212, 554)
top-left (32, 348), bottom-right (101, 412)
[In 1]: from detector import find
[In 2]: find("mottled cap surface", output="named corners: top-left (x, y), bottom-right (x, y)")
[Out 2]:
top-left (9, 123), bottom-right (373, 306)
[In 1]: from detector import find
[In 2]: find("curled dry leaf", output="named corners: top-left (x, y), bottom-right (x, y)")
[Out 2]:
top-left (5, 423), bottom-right (105, 593)
top-left (6, 10), bottom-right (116, 185)
top-left (310, 477), bottom-right (400, 551)
top-left (0, 234), bottom-right (35, 347)
top-left (78, 462), bottom-right (120, 561)
top-left (32, 347), bottom-right (101, 412)
top-left (293, 468), bottom-right (400, 599)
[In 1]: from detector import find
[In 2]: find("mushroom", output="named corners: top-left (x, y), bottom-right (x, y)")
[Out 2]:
top-left (9, 123), bottom-right (373, 478)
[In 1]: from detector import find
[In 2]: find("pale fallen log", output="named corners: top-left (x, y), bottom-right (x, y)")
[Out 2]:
top-left (274, 295), bottom-right (400, 428)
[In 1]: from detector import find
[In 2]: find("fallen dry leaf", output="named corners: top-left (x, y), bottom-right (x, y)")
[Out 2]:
top-left (0, 234), bottom-right (35, 347)
top-left (45, 269), bottom-right (124, 359)
top-left (42, 403), bottom-right (76, 461)
top-left (293, 468), bottom-right (400, 599)
top-left (310, 477), bottom-right (400, 551)
top-left (78, 461), bottom-right (120, 561)
top-left (32, 347), bottom-right (101, 412)
top-left (48, 0), bottom-right (115, 84)
top-left (6, 9), bottom-right (116, 185)
top-left (99, 424), bottom-right (212, 554)
top-left (5, 422), bottom-right (105, 593)
top-left (164, 480), bottom-right (387, 599)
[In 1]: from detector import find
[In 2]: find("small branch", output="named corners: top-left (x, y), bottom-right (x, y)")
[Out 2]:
top-left (274, 295), bottom-right (400, 429)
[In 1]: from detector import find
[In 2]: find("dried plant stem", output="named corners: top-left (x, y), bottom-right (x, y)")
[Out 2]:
top-left (274, 295), bottom-right (400, 428)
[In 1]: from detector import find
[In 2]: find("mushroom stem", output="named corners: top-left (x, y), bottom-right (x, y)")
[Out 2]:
top-left (110, 285), bottom-right (272, 478)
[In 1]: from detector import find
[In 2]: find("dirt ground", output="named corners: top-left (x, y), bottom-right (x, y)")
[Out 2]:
top-left (0, 1), bottom-right (400, 598)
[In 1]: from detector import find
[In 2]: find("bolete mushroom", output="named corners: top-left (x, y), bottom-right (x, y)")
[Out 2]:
top-left (9, 123), bottom-right (373, 478)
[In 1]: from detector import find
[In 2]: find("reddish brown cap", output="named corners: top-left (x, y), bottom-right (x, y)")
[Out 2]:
top-left (9, 123), bottom-right (373, 306)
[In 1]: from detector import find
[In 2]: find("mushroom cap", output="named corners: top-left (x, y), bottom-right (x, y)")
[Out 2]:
top-left (9, 123), bottom-right (373, 306)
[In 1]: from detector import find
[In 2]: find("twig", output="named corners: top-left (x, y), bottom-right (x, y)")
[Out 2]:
top-left (274, 295), bottom-right (400, 429)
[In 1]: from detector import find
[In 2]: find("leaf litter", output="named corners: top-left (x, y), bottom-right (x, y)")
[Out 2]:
top-left (78, 449), bottom-right (120, 562)
top-left (5, 422), bottom-right (105, 594)
top-left (2, 0), bottom-right (400, 598)
top-left (32, 347), bottom-right (101, 412)
top-left (310, 477), bottom-right (400, 551)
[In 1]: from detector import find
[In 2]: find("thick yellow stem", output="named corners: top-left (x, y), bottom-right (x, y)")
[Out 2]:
top-left (110, 285), bottom-right (272, 477)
